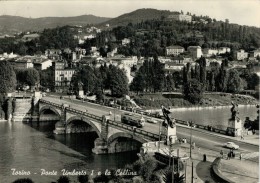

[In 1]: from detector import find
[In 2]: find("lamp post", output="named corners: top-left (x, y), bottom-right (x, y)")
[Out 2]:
top-left (158, 120), bottom-right (162, 152)
top-left (191, 161), bottom-right (194, 183)
top-left (114, 98), bottom-right (116, 122)
top-left (189, 121), bottom-right (194, 159)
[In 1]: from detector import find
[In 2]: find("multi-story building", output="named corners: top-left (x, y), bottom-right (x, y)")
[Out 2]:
top-left (250, 49), bottom-right (260, 58)
top-left (45, 49), bottom-right (62, 60)
top-left (203, 47), bottom-right (231, 57)
top-left (166, 46), bottom-right (185, 56)
top-left (218, 47), bottom-right (231, 54)
top-left (122, 38), bottom-right (131, 46)
top-left (187, 46), bottom-right (202, 59)
top-left (234, 49), bottom-right (248, 60)
top-left (108, 56), bottom-right (138, 67)
top-left (10, 56), bottom-right (34, 70)
top-left (33, 59), bottom-right (53, 70)
top-left (167, 14), bottom-right (192, 22)
top-left (53, 61), bottom-right (76, 92)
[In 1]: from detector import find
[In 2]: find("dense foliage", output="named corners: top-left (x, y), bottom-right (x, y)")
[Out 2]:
top-left (130, 55), bottom-right (165, 93)
top-left (0, 26), bottom-right (78, 55)
top-left (0, 60), bottom-right (17, 93)
top-left (71, 64), bottom-right (129, 98)
top-left (39, 67), bottom-right (55, 91)
top-left (83, 18), bottom-right (260, 57)
top-left (16, 68), bottom-right (40, 89)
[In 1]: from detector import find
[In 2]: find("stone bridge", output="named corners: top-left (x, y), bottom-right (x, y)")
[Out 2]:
top-left (39, 99), bottom-right (161, 154)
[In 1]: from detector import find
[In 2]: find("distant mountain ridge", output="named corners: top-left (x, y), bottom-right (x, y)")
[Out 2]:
top-left (0, 15), bottom-right (111, 34)
top-left (102, 8), bottom-right (175, 27)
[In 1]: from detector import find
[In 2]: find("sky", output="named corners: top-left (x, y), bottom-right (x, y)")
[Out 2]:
top-left (0, 0), bottom-right (259, 27)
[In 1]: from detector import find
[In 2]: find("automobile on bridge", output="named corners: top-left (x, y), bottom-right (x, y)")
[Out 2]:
top-left (223, 142), bottom-right (239, 150)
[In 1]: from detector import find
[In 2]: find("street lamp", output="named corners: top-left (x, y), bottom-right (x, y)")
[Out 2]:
top-left (188, 121), bottom-right (195, 158)
top-left (114, 98), bottom-right (116, 122)
top-left (158, 120), bottom-right (162, 152)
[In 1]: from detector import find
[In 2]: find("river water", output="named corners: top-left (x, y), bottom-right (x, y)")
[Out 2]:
top-left (0, 122), bottom-right (138, 183)
top-left (0, 105), bottom-right (258, 183)
top-left (171, 105), bottom-right (258, 129)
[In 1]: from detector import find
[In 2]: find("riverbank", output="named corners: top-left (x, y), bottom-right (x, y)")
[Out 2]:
top-left (133, 92), bottom-right (258, 110)
top-left (146, 104), bottom-right (258, 113)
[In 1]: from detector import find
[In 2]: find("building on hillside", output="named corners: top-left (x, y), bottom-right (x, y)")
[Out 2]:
top-left (166, 46), bottom-right (185, 56)
top-left (167, 14), bottom-right (192, 22)
top-left (33, 59), bottom-right (53, 70)
top-left (21, 33), bottom-right (40, 42)
top-left (157, 57), bottom-right (172, 63)
top-left (187, 46), bottom-right (202, 59)
top-left (234, 49), bottom-right (248, 60)
top-left (202, 48), bottom-right (219, 57)
top-left (203, 47), bottom-right (231, 57)
top-left (218, 47), bottom-right (231, 54)
top-left (107, 48), bottom-right (118, 57)
top-left (250, 49), bottom-right (260, 58)
top-left (9, 56), bottom-right (34, 70)
top-left (122, 38), bottom-right (131, 46)
top-left (0, 52), bottom-right (18, 59)
top-left (53, 61), bottom-right (76, 92)
top-left (45, 49), bottom-right (62, 60)
top-left (205, 58), bottom-right (222, 67)
top-left (108, 56), bottom-right (138, 67)
top-left (164, 62), bottom-right (185, 71)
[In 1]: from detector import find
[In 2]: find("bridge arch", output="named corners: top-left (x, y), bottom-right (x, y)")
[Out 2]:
top-left (66, 116), bottom-right (101, 137)
top-left (39, 106), bottom-right (61, 121)
top-left (107, 132), bottom-right (146, 153)
top-left (108, 132), bottom-right (147, 144)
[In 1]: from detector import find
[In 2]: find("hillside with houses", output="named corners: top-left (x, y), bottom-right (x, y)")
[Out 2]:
top-left (0, 8), bottom-right (259, 108)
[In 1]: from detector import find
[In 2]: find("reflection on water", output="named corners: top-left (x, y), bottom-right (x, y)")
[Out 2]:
top-left (171, 105), bottom-right (258, 129)
top-left (0, 121), bottom-right (138, 183)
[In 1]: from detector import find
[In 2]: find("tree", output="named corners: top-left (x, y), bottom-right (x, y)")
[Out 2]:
top-left (12, 178), bottom-right (34, 183)
top-left (183, 79), bottom-right (204, 104)
top-left (24, 68), bottom-right (40, 89)
top-left (78, 175), bottom-right (89, 183)
top-left (130, 72), bottom-right (146, 94)
top-left (0, 60), bottom-right (17, 93)
top-left (57, 176), bottom-right (70, 183)
top-left (108, 65), bottom-right (129, 97)
top-left (39, 67), bottom-right (54, 91)
top-left (227, 69), bottom-right (243, 93)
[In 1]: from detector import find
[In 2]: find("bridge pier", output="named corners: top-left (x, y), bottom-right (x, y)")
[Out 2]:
top-left (53, 121), bottom-right (66, 134)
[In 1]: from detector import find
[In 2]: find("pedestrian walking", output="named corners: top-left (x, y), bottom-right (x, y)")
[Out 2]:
top-left (240, 153), bottom-right (242, 160)
top-left (220, 150), bottom-right (224, 159)
top-left (241, 134), bottom-right (244, 140)
top-left (198, 146), bottom-right (200, 153)
top-left (192, 142), bottom-right (196, 149)
top-left (227, 152), bottom-right (230, 160)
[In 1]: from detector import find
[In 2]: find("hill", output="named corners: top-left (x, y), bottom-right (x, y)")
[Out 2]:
top-left (102, 8), bottom-right (176, 27)
top-left (0, 15), bottom-right (111, 35)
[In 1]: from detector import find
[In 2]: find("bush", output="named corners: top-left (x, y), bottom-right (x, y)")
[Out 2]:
top-left (12, 178), bottom-right (34, 183)
top-left (78, 175), bottom-right (89, 183)
top-left (57, 176), bottom-right (70, 183)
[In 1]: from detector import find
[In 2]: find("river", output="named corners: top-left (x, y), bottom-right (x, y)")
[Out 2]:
top-left (170, 105), bottom-right (258, 129)
top-left (0, 121), bottom-right (138, 183)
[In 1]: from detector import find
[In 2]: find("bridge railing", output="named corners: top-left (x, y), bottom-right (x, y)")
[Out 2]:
top-left (66, 107), bottom-right (103, 121)
top-left (107, 120), bottom-right (166, 141)
top-left (40, 99), bottom-right (63, 109)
